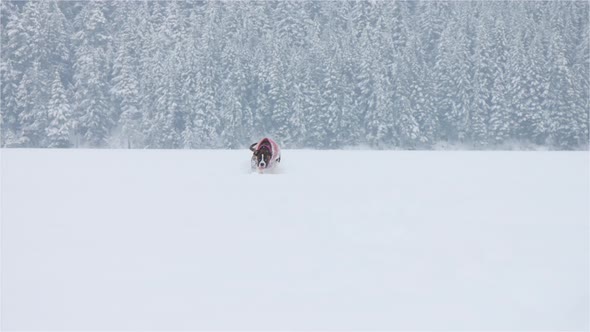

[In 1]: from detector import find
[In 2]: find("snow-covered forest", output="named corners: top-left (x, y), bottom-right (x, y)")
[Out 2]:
top-left (1, 1), bottom-right (588, 150)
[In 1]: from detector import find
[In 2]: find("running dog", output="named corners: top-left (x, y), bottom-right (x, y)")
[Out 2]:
top-left (250, 137), bottom-right (281, 172)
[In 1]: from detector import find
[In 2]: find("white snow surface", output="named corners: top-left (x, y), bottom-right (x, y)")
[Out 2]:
top-left (1, 149), bottom-right (588, 331)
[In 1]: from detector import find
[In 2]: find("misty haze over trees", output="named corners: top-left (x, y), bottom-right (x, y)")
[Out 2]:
top-left (1, 1), bottom-right (588, 150)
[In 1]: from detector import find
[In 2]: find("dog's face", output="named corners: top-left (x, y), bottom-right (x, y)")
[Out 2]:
top-left (253, 145), bottom-right (271, 168)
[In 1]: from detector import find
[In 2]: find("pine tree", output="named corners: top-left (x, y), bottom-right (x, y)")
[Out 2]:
top-left (285, 74), bottom-right (306, 148)
top-left (546, 33), bottom-right (580, 149)
top-left (366, 73), bottom-right (393, 148)
top-left (434, 11), bottom-right (473, 143)
top-left (388, 0), bottom-right (409, 54)
top-left (275, 1), bottom-right (308, 49)
top-left (469, 10), bottom-right (494, 147)
top-left (47, 70), bottom-right (72, 148)
top-left (72, 1), bottom-right (112, 147)
top-left (470, 82), bottom-right (489, 147)
top-left (569, 1), bottom-right (589, 146)
top-left (339, 79), bottom-right (361, 147)
top-left (489, 73), bottom-right (510, 145)
top-left (395, 97), bottom-right (420, 149)
top-left (321, 58), bottom-right (343, 149)
top-left (304, 61), bottom-right (330, 149)
top-left (403, 20), bottom-right (439, 148)
top-left (219, 49), bottom-right (242, 148)
top-left (488, 12), bottom-right (511, 145)
top-left (511, 11), bottom-right (547, 145)
top-left (44, 1), bottom-right (70, 74)
top-left (1, 61), bottom-right (20, 147)
top-left (16, 61), bottom-right (48, 147)
top-left (302, 67), bottom-right (325, 148)
top-left (267, 51), bottom-right (290, 144)
top-left (111, 1), bottom-right (146, 148)
top-left (1, 4), bottom-right (20, 146)
top-left (354, 32), bottom-right (376, 145)
top-left (193, 65), bottom-right (220, 148)
top-left (149, 62), bottom-right (181, 149)
top-left (178, 27), bottom-right (200, 150)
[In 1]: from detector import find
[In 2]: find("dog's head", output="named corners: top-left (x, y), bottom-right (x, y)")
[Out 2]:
top-left (253, 145), bottom-right (272, 168)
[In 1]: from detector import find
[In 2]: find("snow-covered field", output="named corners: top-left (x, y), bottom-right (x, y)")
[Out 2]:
top-left (1, 149), bottom-right (588, 331)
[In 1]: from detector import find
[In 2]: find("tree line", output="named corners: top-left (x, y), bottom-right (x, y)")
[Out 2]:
top-left (1, 1), bottom-right (588, 150)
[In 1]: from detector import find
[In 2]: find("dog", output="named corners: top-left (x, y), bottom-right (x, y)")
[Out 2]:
top-left (250, 137), bottom-right (281, 172)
